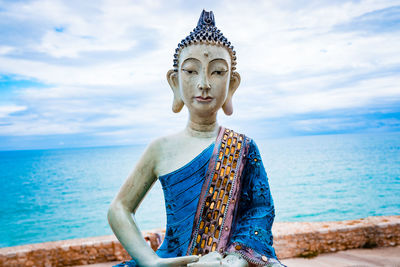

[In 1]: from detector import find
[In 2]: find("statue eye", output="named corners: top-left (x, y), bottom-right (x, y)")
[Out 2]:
top-left (212, 70), bottom-right (226, 76)
top-left (183, 69), bottom-right (197, 75)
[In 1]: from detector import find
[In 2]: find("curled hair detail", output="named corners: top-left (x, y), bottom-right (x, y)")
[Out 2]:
top-left (173, 10), bottom-right (237, 72)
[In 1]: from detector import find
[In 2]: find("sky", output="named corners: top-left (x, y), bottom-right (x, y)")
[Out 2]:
top-left (0, 0), bottom-right (399, 150)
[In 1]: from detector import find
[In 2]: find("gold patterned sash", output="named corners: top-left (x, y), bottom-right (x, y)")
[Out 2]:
top-left (187, 127), bottom-right (249, 256)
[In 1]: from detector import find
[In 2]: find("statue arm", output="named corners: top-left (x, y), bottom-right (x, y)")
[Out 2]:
top-left (108, 140), bottom-right (198, 266)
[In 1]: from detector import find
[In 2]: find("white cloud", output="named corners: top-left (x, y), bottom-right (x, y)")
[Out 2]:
top-left (0, 0), bottom-right (399, 143)
top-left (0, 105), bottom-right (26, 118)
top-left (36, 30), bottom-right (138, 58)
top-left (0, 46), bottom-right (14, 55)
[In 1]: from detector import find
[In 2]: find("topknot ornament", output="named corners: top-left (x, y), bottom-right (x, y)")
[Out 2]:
top-left (173, 10), bottom-right (237, 72)
top-left (197, 9), bottom-right (215, 27)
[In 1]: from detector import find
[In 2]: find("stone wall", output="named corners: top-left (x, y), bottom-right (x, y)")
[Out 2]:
top-left (1, 216), bottom-right (399, 267)
top-left (273, 215), bottom-right (400, 259)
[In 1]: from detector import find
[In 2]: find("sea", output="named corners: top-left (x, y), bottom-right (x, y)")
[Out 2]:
top-left (1, 132), bottom-right (399, 248)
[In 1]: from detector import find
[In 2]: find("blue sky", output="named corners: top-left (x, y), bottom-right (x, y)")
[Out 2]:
top-left (0, 0), bottom-right (399, 150)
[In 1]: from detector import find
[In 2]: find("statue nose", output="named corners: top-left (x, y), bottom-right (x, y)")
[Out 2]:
top-left (198, 73), bottom-right (211, 90)
top-left (198, 83), bottom-right (211, 90)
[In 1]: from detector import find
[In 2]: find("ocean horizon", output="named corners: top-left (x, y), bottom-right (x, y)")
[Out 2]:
top-left (1, 132), bottom-right (399, 248)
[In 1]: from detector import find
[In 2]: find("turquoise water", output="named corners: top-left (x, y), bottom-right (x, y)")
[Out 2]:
top-left (1, 132), bottom-right (399, 248)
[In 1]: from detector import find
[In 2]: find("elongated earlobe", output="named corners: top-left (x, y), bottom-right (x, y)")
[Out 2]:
top-left (166, 69), bottom-right (184, 113)
top-left (223, 71), bottom-right (241, 116)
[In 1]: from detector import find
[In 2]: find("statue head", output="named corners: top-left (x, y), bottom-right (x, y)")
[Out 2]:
top-left (167, 10), bottom-right (241, 117)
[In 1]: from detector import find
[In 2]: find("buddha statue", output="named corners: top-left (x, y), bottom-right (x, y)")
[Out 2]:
top-left (108, 10), bottom-right (284, 267)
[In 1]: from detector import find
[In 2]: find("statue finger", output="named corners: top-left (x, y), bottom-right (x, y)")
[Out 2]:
top-left (199, 251), bottom-right (223, 261)
top-left (222, 254), bottom-right (248, 267)
top-left (188, 261), bottom-right (222, 267)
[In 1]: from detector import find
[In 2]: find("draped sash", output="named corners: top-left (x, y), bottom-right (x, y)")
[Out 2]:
top-left (187, 127), bottom-right (249, 256)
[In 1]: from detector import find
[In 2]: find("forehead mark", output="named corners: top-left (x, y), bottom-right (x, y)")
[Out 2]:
top-left (204, 51), bottom-right (209, 57)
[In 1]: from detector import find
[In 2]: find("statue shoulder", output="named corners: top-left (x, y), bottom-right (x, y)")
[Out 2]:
top-left (144, 136), bottom-right (169, 162)
top-left (145, 132), bottom-right (185, 175)
top-left (149, 132), bottom-right (183, 154)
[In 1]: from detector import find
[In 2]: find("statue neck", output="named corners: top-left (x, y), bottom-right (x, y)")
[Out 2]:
top-left (185, 120), bottom-right (219, 138)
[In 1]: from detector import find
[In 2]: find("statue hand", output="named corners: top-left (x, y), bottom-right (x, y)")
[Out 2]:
top-left (148, 255), bottom-right (199, 267)
top-left (187, 252), bottom-right (248, 267)
top-left (222, 253), bottom-right (248, 267)
top-left (187, 252), bottom-right (222, 267)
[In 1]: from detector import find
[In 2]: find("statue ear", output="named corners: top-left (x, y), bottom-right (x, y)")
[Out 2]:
top-left (222, 71), bottom-right (241, 116)
top-left (167, 69), bottom-right (184, 113)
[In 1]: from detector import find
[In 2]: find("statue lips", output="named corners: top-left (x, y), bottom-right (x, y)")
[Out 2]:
top-left (195, 96), bottom-right (213, 103)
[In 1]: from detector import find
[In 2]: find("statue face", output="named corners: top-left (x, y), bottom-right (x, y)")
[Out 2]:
top-left (178, 44), bottom-right (232, 117)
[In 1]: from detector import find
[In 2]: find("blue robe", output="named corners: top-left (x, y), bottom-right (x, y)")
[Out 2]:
top-left (113, 139), bottom-right (283, 266)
